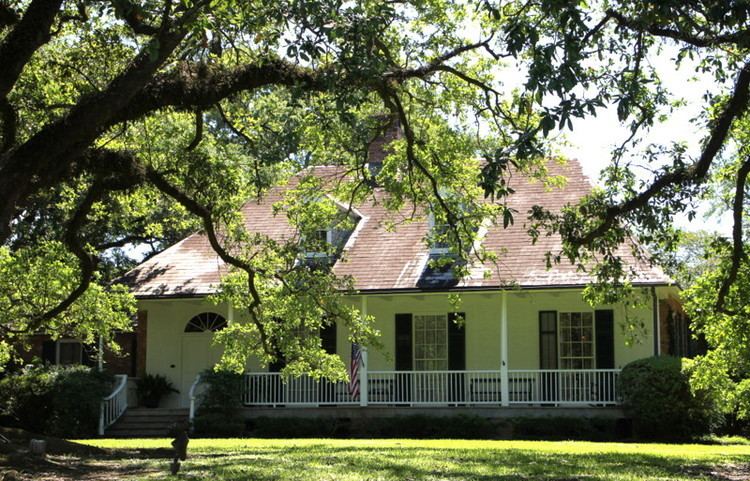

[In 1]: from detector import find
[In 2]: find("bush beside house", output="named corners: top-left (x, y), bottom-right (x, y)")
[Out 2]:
top-left (619, 356), bottom-right (721, 440)
top-left (192, 370), bottom-right (245, 436)
top-left (0, 365), bottom-right (112, 438)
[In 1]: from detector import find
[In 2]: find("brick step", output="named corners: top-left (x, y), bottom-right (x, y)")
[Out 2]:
top-left (118, 415), bottom-right (186, 423)
top-left (106, 428), bottom-right (174, 438)
top-left (104, 408), bottom-right (189, 437)
top-left (112, 418), bottom-right (187, 428)
top-left (123, 408), bottom-right (188, 416)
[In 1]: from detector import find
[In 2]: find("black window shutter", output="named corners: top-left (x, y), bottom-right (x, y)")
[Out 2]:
top-left (595, 309), bottom-right (615, 369)
top-left (395, 313), bottom-right (412, 371)
top-left (42, 340), bottom-right (56, 364)
top-left (447, 312), bottom-right (466, 370)
top-left (320, 322), bottom-right (337, 354)
top-left (539, 311), bottom-right (558, 369)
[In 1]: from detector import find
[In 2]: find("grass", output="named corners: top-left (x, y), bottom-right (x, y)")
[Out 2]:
top-left (67, 437), bottom-right (750, 481)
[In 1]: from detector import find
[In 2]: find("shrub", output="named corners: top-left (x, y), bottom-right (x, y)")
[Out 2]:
top-left (192, 370), bottom-right (244, 436)
top-left (0, 365), bottom-right (112, 437)
top-left (619, 356), bottom-right (720, 440)
top-left (511, 416), bottom-right (619, 441)
top-left (136, 373), bottom-right (178, 408)
top-left (244, 415), bottom-right (620, 440)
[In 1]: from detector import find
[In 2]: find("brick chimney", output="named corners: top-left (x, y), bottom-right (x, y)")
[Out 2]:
top-left (366, 115), bottom-right (401, 184)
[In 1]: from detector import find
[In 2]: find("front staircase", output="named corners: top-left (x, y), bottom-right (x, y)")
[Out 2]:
top-left (104, 408), bottom-right (189, 437)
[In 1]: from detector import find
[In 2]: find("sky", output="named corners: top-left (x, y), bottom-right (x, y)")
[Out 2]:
top-left (556, 54), bottom-right (734, 236)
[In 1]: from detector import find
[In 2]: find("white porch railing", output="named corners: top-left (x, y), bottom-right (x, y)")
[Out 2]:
top-left (508, 369), bottom-right (620, 405)
top-left (243, 372), bottom-right (358, 406)
top-left (188, 374), bottom-right (202, 425)
top-left (99, 374), bottom-right (128, 435)
top-left (243, 369), bottom-right (620, 407)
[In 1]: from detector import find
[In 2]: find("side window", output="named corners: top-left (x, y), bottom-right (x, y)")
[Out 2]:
top-left (57, 340), bottom-right (83, 365)
top-left (559, 312), bottom-right (594, 369)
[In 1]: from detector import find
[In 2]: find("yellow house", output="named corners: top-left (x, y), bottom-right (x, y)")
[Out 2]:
top-left (118, 157), bottom-right (686, 423)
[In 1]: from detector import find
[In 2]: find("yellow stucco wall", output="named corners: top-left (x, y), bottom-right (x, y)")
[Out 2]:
top-left (141, 289), bottom-right (658, 407)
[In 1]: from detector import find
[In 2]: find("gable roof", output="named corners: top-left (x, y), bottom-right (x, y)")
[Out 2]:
top-left (121, 160), bottom-right (671, 298)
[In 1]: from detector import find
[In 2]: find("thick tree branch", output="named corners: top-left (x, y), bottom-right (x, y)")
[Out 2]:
top-left (23, 183), bottom-right (102, 333)
top-left (384, 39), bottom-right (492, 81)
top-left (571, 61), bottom-right (750, 246)
top-left (607, 9), bottom-right (750, 48)
top-left (186, 109), bottom-right (203, 151)
top-left (112, 59), bottom-right (327, 124)
top-left (144, 166), bottom-right (274, 357)
top-left (0, 2), bottom-right (20, 28)
top-left (96, 235), bottom-right (154, 250)
top-left (0, 4), bottom-right (204, 242)
top-left (716, 157), bottom-right (750, 314)
top-left (0, 97), bottom-right (16, 152)
top-left (112, 0), bottom-right (159, 35)
top-left (0, 0), bottom-right (64, 98)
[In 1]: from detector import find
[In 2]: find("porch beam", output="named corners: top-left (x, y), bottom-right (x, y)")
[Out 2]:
top-left (500, 290), bottom-right (509, 407)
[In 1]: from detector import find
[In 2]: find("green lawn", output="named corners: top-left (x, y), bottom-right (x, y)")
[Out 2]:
top-left (72, 438), bottom-right (750, 481)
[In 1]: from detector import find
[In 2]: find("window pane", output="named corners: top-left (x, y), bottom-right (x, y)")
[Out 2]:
top-left (558, 312), bottom-right (594, 371)
top-left (58, 342), bottom-right (82, 365)
top-left (413, 314), bottom-right (448, 372)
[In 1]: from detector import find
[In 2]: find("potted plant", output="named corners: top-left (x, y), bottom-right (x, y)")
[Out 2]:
top-left (136, 374), bottom-right (179, 408)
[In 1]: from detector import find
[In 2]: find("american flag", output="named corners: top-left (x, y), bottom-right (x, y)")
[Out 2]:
top-left (349, 343), bottom-right (363, 398)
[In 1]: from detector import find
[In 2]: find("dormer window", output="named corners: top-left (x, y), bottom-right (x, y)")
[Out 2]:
top-left (427, 212), bottom-right (451, 255)
top-left (303, 225), bottom-right (355, 266)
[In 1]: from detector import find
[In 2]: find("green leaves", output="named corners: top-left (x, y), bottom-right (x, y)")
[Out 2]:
top-left (0, 242), bottom-right (136, 368)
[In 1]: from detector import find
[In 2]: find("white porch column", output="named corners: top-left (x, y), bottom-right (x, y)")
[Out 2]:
top-left (359, 296), bottom-right (369, 407)
top-left (227, 303), bottom-right (235, 323)
top-left (500, 290), bottom-right (509, 407)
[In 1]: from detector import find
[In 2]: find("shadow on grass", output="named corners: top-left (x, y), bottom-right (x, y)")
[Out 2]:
top-left (152, 446), bottom-right (743, 481)
top-left (4, 444), bottom-right (745, 480)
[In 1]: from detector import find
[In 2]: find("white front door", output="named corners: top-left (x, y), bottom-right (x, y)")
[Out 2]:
top-left (180, 333), bottom-right (223, 407)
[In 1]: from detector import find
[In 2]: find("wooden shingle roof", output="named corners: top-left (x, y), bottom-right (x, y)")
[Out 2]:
top-left (121, 160), bottom-right (671, 298)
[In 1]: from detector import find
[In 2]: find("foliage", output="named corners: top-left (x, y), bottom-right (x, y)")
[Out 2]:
top-left (136, 373), bottom-right (178, 408)
top-left (3, 0), bottom-right (750, 385)
top-left (619, 356), bottom-right (721, 440)
top-left (244, 415), bottom-right (620, 441)
top-left (81, 438), bottom-right (750, 481)
top-left (0, 242), bottom-right (136, 370)
top-left (193, 369), bottom-right (244, 436)
top-left (0, 365), bottom-right (112, 437)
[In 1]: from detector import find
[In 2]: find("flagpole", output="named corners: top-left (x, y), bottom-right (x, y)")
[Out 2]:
top-left (359, 296), bottom-right (368, 407)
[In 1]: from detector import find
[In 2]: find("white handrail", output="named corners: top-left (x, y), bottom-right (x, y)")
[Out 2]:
top-left (99, 374), bottom-right (128, 436)
top-left (188, 374), bottom-right (202, 426)
top-left (242, 369), bottom-right (621, 407)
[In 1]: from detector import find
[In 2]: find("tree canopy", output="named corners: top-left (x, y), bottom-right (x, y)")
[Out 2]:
top-left (1, 0), bottom-right (750, 406)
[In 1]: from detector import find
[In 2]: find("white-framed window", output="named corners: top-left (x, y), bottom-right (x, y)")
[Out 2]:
top-left (413, 314), bottom-right (448, 371)
top-left (303, 227), bottom-right (352, 260)
top-left (558, 312), bottom-right (595, 369)
top-left (56, 340), bottom-right (83, 365)
top-left (427, 213), bottom-right (450, 255)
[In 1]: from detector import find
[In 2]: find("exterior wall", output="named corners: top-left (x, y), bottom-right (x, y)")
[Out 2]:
top-left (18, 332), bottom-right (137, 375)
top-left (356, 289), bottom-right (654, 371)
top-left (139, 288), bottom-right (660, 407)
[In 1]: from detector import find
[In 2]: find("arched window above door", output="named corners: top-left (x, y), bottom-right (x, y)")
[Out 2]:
top-left (184, 312), bottom-right (227, 333)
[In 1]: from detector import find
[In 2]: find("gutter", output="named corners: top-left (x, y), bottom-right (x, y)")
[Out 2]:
top-left (133, 281), bottom-right (675, 300)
